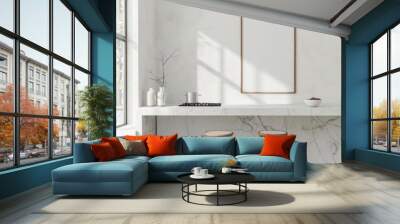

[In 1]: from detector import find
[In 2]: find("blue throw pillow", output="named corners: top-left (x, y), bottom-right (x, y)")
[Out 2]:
top-left (236, 137), bottom-right (264, 155)
top-left (179, 137), bottom-right (235, 155)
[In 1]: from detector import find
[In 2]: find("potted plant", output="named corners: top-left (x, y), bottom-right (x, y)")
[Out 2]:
top-left (79, 84), bottom-right (113, 140)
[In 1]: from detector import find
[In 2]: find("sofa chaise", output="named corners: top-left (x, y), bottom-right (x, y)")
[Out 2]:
top-left (52, 137), bottom-right (307, 196)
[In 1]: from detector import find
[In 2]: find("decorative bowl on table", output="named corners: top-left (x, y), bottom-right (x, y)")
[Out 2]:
top-left (304, 97), bottom-right (322, 107)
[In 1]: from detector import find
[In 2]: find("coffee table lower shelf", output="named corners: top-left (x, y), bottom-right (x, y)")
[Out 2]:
top-left (181, 183), bottom-right (249, 206)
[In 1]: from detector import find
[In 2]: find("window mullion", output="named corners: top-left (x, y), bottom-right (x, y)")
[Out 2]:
top-left (48, 0), bottom-right (54, 160)
top-left (388, 30), bottom-right (391, 152)
top-left (71, 10), bottom-right (76, 154)
top-left (14, 0), bottom-right (21, 167)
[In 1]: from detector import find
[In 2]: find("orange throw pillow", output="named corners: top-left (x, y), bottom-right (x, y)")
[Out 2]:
top-left (124, 135), bottom-right (149, 142)
top-left (101, 137), bottom-right (127, 158)
top-left (146, 134), bottom-right (178, 157)
top-left (260, 134), bottom-right (296, 159)
top-left (91, 142), bottom-right (118, 162)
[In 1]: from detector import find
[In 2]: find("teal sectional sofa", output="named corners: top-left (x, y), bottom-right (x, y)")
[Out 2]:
top-left (52, 137), bottom-right (307, 196)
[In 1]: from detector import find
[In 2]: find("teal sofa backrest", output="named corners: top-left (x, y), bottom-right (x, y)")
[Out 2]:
top-left (74, 139), bottom-right (100, 163)
top-left (236, 137), bottom-right (263, 155)
top-left (178, 137), bottom-right (236, 155)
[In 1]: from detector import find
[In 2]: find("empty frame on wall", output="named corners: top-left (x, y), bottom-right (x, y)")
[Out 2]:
top-left (241, 17), bottom-right (296, 94)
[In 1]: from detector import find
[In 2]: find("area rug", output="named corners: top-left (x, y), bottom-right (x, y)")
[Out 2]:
top-left (37, 183), bottom-right (361, 214)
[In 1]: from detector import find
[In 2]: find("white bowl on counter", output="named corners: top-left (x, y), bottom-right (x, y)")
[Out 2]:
top-left (304, 99), bottom-right (322, 107)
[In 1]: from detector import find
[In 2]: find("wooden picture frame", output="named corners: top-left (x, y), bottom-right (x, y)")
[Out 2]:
top-left (240, 17), bottom-right (297, 94)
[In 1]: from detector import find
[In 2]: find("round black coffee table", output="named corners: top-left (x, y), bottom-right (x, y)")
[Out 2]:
top-left (177, 173), bottom-right (255, 206)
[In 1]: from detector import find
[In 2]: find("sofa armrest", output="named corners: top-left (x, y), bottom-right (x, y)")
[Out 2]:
top-left (289, 141), bottom-right (307, 181)
top-left (73, 140), bottom-right (100, 163)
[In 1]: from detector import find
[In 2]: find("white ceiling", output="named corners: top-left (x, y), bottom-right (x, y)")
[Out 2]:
top-left (165, 0), bottom-right (383, 37)
top-left (222, 0), bottom-right (382, 25)
top-left (224, 0), bottom-right (352, 22)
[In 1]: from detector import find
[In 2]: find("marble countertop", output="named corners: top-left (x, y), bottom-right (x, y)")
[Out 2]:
top-left (138, 105), bottom-right (341, 116)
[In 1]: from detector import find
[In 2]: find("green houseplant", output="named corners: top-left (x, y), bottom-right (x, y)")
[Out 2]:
top-left (79, 84), bottom-right (113, 140)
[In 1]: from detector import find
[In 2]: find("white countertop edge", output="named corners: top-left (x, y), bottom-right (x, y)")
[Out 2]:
top-left (138, 105), bottom-right (341, 117)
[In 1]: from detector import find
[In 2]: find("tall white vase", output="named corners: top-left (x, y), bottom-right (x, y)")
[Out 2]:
top-left (157, 87), bottom-right (166, 106)
top-left (146, 88), bottom-right (156, 106)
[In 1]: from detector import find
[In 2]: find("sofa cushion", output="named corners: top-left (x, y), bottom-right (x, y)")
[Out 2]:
top-left (101, 137), bottom-right (127, 158)
top-left (236, 137), bottom-right (263, 155)
top-left (260, 134), bottom-right (296, 159)
top-left (236, 155), bottom-right (293, 172)
top-left (116, 155), bottom-right (150, 163)
top-left (91, 142), bottom-right (118, 162)
top-left (119, 138), bottom-right (147, 156)
top-left (149, 154), bottom-right (235, 172)
top-left (53, 158), bottom-right (147, 183)
top-left (147, 134), bottom-right (178, 157)
top-left (73, 140), bottom-right (100, 163)
top-left (179, 137), bottom-right (235, 155)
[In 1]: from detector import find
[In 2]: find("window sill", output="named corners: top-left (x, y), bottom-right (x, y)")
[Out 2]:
top-left (355, 148), bottom-right (400, 172)
top-left (0, 156), bottom-right (72, 176)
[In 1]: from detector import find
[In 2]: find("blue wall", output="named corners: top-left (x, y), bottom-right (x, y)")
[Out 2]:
top-left (92, 32), bottom-right (116, 135)
top-left (0, 0), bottom-right (116, 200)
top-left (344, 0), bottom-right (400, 170)
top-left (0, 158), bottom-right (72, 199)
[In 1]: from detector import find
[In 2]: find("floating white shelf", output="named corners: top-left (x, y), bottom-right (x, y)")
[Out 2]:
top-left (139, 105), bottom-right (341, 117)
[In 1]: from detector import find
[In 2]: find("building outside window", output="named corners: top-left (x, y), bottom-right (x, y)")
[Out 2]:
top-left (41, 73), bottom-right (46, 83)
top-left (41, 85), bottom-right (46, 97)
top-left (371, 22), bottom-right (400, 153)
top-left (0, 0), bottom-right (91, 170)
top-left (28, 66), bottom-right (34, 79)
top-left (0, 54), bottom-right (7, 89)
top-left (36, 83), bottom-right (40, 95)
top-left (0, 71), bottom-right (6, 85)
top-left (0, 54), bottom-right (7, 67)
top-left (35, 70), bottom-right (40, 81)
top-left (28, 81), bottom-right (34, 94)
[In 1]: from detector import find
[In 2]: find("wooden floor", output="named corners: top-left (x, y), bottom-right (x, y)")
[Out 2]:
top-left (1, 162), bottom-right (400, 224)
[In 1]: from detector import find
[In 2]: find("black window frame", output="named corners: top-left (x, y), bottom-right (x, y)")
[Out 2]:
top-left (370, 20), bottom-right (400, 154)
top-left (0, 0), bottom-right (92, 171)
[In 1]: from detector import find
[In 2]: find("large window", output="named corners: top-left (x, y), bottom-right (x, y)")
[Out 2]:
top-left (0, 0), bottom-right (91, 170)
top-left (116, 0), bottom-right (127, 127)
top-left (371, 23), bottom-right (400, 153)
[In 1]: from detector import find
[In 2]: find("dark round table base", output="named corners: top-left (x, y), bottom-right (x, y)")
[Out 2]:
top-left (181, 183), bottom-right (249, 206)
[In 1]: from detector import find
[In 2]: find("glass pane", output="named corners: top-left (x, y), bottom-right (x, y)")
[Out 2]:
top-left (0, 34), bottom-right (14, 113)
top-left (53, 59), bottom-right (72, 117)
top-left (116, 0), bottom-right (126, 36)
top-left (391, 120), bottom-right (400, 153)
top-left (372, 121), bottom-right (388, 151)
top-left (20, 44), bottom-right (49, 115)
top-left (0, 0), bottom-right (14, 31)
top-left (116, 39), bottom-right (126, 126)
top-left (0, 116), bottom-right (14, 170)
top-left (74, 69), bottom-right (89, 118)
top-left (391, 72), bottom-right (400, 118)
top-left (20, 0), bottom-right (49, 49)
top-left (75, 18), bottom-right (89, 70)
top-left (372, 33), bottom-right (387, 76)
top-left (53, 119), bottom-right (72, 158)
top-left (75, 120), bottom-right (88, 143)
top-left (20, 117), bottom-right (49, 165)
top-left (372, 76), bottom-right (387, 119)
top-left (392, 24), bottom-right (400, 70)
top-left (53, 0), bottom-right (72, 60)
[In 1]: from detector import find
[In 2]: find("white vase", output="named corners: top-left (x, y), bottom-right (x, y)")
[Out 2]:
top-left (146, 88), bottom-right (156, 106)
top-left (157, 87), bottom-right (166, 106)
